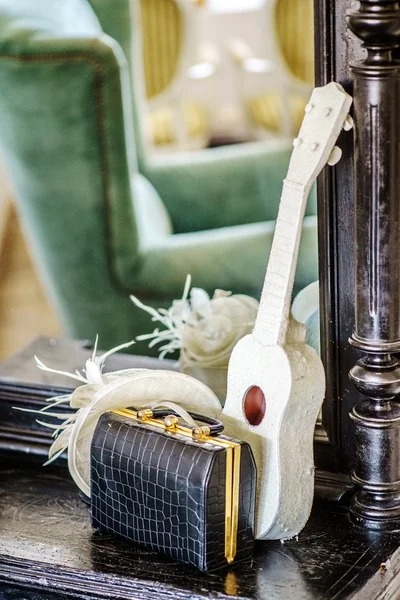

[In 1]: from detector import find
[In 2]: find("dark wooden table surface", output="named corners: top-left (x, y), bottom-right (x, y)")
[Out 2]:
top-left (0, 339), bottom-right (400, 599)
top-left (0, 461), bottom-right (400, 599)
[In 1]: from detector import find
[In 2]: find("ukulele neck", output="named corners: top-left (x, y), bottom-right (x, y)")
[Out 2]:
top-left (251, 82), bottom-right (353, 348)
top-left (253, 177), bottom-right (310, 347)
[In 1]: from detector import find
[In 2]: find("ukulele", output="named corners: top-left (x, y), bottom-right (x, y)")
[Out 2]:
top-left (222, 82), bottom-right (353, 540)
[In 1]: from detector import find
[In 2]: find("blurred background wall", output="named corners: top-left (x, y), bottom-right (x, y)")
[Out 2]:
top-left (0, 171), bottom-right (61, 359)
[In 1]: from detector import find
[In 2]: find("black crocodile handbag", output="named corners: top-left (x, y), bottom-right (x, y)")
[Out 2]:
top-left (90, 407), bottom-right (256, 571)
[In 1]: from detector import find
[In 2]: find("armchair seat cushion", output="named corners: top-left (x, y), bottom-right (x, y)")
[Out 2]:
top-left (129, 215), bottom-right (318, 301)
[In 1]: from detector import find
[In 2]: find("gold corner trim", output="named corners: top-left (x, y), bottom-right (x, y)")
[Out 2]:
top-left (113, 409), bottom-right (241, 564)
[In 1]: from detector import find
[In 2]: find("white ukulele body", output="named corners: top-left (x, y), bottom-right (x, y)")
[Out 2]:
top-left (222, 82), bottom-right (353, 540)
top-left (224, 321), bottom-right (324, 539)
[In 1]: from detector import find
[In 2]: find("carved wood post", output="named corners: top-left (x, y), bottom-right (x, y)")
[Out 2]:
top-left (347, 0), bottom-right (400, 529)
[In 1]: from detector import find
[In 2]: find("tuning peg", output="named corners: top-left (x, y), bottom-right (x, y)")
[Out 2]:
top-left (343, 115), bottom-right (354, 131)
top-left (327, 146), bottom-right (342, 166)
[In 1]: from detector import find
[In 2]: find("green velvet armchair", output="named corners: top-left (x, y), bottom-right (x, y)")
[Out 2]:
top-left (0, 0), bottom-right (318, 353)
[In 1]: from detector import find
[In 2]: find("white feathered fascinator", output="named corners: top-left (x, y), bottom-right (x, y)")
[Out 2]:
top-left (17, 336), bottom-right (222, 497)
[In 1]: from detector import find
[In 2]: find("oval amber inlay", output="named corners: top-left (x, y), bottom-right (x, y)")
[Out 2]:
top-left (243, 386), bottom-right (266, 426)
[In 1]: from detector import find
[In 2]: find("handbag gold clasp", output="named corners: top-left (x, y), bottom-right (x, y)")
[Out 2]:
top-left (192, 426), bottom-right (211, 440)
top-left (164, 415), bottom-right (179, 430)
top-left (137, 408), bottom-right (154, 421)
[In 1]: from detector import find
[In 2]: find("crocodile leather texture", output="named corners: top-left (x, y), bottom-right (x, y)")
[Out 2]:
top-left (91, 412), bottom-right (256, 571)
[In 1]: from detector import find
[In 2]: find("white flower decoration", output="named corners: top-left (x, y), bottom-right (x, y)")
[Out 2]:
top-left (131, 275), bottom-right (259, 368)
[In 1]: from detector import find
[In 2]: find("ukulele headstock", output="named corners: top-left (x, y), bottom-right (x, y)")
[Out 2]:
top-left (287, 82), bottom-right (353, 187)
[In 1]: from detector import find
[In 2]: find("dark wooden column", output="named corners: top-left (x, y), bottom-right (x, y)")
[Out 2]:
top-left (314, 0), bottom-right (364, 474)
top-left (345, 0), bottom-right (400, 529)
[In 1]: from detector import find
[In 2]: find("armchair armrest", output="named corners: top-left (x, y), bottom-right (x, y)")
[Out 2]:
top-left (132, 215), bottom-right (318, 300)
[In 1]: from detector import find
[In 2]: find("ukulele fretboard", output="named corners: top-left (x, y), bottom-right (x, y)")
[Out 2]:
top-left (254, 179), bottom-right (308, 346)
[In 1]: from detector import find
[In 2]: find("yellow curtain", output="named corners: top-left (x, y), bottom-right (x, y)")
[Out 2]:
top-left (275, 0), bottom-right (314, 84)
top-left (248, 92), bottom-right (306, 134)
top-left (140, 0), bottom-right (183, 99)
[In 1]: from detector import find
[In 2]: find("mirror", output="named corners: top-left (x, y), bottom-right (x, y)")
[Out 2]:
top-left (0, 0), bottom-right (323, 456)
top-left (0, 0), bottom-right (318, 357)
